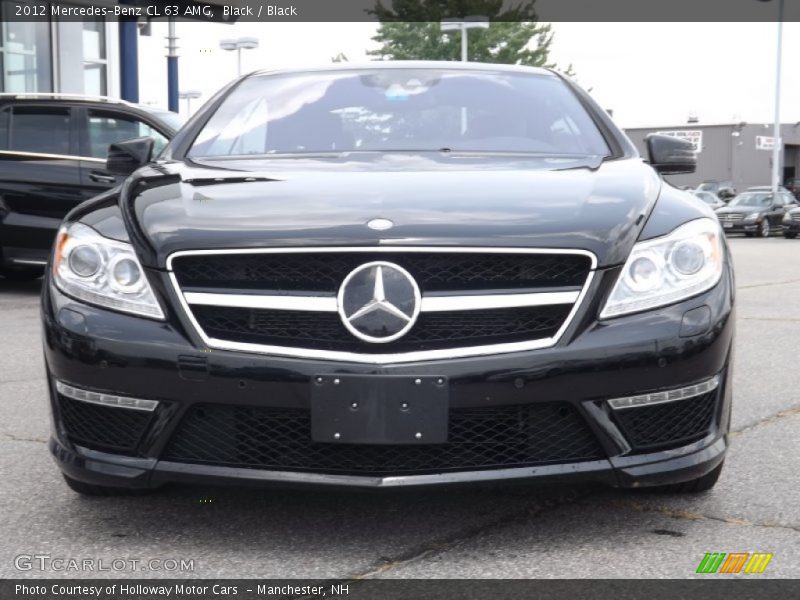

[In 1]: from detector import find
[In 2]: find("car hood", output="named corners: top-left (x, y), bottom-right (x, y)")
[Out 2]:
top-left (716, 206), bottom-right (764, 215)
top-left (123, 153), bottom-right (661, 269)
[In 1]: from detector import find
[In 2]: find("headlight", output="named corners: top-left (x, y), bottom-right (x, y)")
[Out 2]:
top-left (784, 212), bottom-right (792, 223)
top-left (600, 218), bottom-right (723, 319)
top-left (744, 212), bottom-right (760, 222)
top-left (53, 222), bottom-right (164, 319)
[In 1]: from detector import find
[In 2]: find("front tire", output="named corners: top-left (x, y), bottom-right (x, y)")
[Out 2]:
top-left (644, 461), bottom-right (724, 494)
top-left (784, 232), bottom-right (797, 239)
top-left (759, 220), bottom-right (770, 237)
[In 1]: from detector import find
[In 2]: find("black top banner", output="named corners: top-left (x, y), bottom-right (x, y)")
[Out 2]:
top-left (0, 0), bottom-right (799, 23)
top-left (3, 579), bottom-right (800, 600)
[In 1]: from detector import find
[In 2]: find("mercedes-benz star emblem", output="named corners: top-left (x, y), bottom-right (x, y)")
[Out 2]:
top-left (337, 261), bottom-right (421, 343)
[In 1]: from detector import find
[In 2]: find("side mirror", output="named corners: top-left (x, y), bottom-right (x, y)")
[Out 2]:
top-left (106, 137), bottom-right (155, 177)
top-left (645, 134), bottom-right (696, 175)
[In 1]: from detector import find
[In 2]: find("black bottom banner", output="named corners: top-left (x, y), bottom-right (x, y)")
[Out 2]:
top-left (3, 579), bottom-right (799, 600)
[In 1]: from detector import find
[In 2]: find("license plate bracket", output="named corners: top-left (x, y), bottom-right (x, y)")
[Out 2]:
top-left (310, 375), bottom-right (449, 444)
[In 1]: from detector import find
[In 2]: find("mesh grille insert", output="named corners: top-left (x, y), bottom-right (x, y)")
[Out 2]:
top-left (172, 252), bottom-right (592, 293)
top-left (57, 395), bottom-right (154, 453)
top-left (164, 402), bottom-right (606, 476)
top-left (190, 304), bottom-right (572, 353)
top-left (612, 391), bottom-right (718, 452)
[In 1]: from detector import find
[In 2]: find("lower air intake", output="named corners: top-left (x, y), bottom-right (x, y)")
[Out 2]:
top-left (164, 403), bottom-right (606, 476)
top-left (612, 391), bottom-right (718, 452)
top-left (57, 394), bottom-right (154, 453)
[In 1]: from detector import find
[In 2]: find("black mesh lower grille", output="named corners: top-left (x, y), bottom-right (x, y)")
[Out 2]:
top-left (191, 304), bottom-right (572, 353)
top-left (57, 395), bottom-right (154, 453)
top-left (173, 252), bottom-right (592, 293)
top-left (612, 391), bottom-right (718, 452)
top-left (163, 403), bottom-right (606, 475)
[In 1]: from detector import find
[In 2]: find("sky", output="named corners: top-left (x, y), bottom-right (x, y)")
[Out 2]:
top-left (135, 21), bottom-right (800, 129)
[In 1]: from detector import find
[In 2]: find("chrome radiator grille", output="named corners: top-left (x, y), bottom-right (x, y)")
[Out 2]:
top-left (168, 248), bottom-right (596, 363)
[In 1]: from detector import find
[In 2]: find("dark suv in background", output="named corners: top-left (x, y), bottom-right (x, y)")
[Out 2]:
top-left (0, 94), bottom-right (180, 280)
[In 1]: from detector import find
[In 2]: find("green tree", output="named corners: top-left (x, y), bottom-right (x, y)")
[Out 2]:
top-left (367, 0), bottom-right (568, 71)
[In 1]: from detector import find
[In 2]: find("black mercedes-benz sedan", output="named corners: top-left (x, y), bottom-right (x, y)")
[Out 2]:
top-left (41, 63), bottom-right (734, 496)
top-left (715, 190), bottom-right (797, 237)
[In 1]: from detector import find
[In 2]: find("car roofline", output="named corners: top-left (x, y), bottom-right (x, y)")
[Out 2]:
top-left (0, 93), bottom-right (164, 112)
top-left (247, 60), bottom-right (556, 79)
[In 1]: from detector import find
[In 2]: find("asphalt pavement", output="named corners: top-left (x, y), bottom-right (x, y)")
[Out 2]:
top-left (1, 237), bottom-right (798, 579)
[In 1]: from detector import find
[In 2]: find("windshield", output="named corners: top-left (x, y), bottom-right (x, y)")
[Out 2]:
top-left (692, 192), bottom-right (717, 204)
top-left (189, 68), bottom-right (611, 158)
top-left (728, 193), bottom-right (772, 208)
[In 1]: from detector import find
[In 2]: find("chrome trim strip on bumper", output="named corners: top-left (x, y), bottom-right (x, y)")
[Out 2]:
top-left (55, 380), bottom-right (159, 412)
top-left (11, 258), bottom-right (48, 266)
top-left (155, 458), bottom-right (613, 488)
top-left (182, 290), bottom-right (581, 313)
top-left (166, 246), bottom-right (597, 365)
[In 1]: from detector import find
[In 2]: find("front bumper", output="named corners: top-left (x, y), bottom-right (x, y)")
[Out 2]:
top-left (782, 221), bottom-right (800, 234)
top-left (50, 435), bottom-right (728, 490)
top-left (42, 264), bottom-right (735, 490)
top-left (719, 221), bottom-right (759, 234)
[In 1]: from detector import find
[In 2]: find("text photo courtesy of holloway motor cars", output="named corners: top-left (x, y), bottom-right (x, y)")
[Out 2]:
top-left (0, 0), bottom-right (799, 598)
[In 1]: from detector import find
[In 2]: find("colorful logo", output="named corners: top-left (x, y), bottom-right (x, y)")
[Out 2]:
top-left (696, 552), bottom-right (773, 574)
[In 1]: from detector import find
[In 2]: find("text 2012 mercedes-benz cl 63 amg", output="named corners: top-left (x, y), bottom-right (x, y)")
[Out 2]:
top-left (42, 62), bottom-right (733, 495)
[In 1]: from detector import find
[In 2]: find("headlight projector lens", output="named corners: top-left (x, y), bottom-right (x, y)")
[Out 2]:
top-left (110, 257), bottom-right (142, 290)
top-left (625, 254), bottom-right (662, 292)
top-left (670, 241), bottom-right (705, 276)
top-left (68, 245), bottom-right (102, 278)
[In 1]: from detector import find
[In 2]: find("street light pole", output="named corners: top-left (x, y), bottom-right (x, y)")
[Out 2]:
top-left (441, 17), bottom-right (490, 133)
top-left (770, 0), bottom-right (785, 194)
top-left (440, 17), bottom-right (490, 62)
top-left (179, 90), bottom-right (201, 115)
top-left (220, 37), bottom-right (260, 77)
top-left (165, 18), bottom-right (179, 113)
